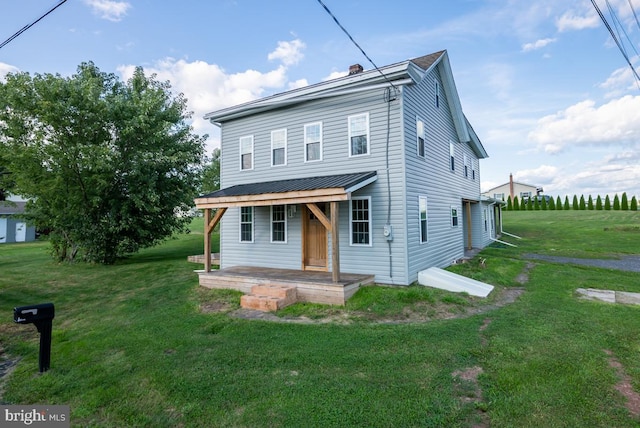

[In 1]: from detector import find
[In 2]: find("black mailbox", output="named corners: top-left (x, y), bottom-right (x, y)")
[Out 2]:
top-left (14, 303), bottom-right (55, 324)
top-left (14, 302), bottom-right (55, 372)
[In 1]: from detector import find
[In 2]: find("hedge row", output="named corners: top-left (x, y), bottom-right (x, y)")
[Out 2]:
top-left (505, 193), bottom-right (639, 211)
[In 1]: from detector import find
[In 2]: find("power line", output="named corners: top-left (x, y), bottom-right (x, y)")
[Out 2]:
top-left (591, 0), bottom-right (640, 87)
top-left (628, 0), bottom-right (640, 32)
top-left (315, 0), bottom-right (398, 91)
top-left (0, 0), bottom-right (69, 50)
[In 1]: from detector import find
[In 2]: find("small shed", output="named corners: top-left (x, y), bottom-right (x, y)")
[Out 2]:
top-left (0, 201), bottom-right (36, 244)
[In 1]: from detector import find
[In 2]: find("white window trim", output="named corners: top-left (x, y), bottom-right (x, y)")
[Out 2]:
top-left (349, 196), bottom-right (372, 246)
top-left (416, 117), bottom-right (426, 158)
top-left (451, 205), bottom-right (459, 227)
top-left (271, 129), bottom-right (287, 167)
top-left (239, 135), bottom-right (254, 171)
top-left (463, 154), bottom-right (469, 178)
top-left (239, 206), bottom-right (254, 243)
top-left (419, 195), bottom-right (428, 244)
top-left (270, 205), bottom-right (287, 244)
top-left (304, 122), bottom-right (323, 163)
top-left (348, 112), bottom-right (370, 157)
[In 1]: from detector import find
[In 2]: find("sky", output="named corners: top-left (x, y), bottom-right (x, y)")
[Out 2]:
top-left (1, 0), bottom-right (639, 199)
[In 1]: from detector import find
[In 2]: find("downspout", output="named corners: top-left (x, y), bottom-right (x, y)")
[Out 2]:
top-left (384, 86), bottom-right (398, 281)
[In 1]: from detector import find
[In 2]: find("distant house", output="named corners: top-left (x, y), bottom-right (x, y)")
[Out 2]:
top-left (0, 201), bottom-right (36, 244)
top-left (195, 50), bottom-right (502, 293)
top-left (482, 174), bottom-right (543, 202)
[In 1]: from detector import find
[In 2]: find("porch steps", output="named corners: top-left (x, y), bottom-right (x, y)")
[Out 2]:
top-left (240, 284), bottom-right (298, 312)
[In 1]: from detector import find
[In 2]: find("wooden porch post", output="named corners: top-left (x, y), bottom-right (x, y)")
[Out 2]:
top-left (330, 201), bottom-right (340, 283)
top-left (204, 208), bottom-right (211, 272)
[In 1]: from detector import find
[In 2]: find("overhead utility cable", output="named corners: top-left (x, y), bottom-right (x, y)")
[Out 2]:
top-left (0, 0), bottom-right (68, 50)
top-left (590, 0), bottom-right (640, 87)
top-left (628, 0), bottom-right (640, 32)
top-left (315, 0), bottom-right (398, 92)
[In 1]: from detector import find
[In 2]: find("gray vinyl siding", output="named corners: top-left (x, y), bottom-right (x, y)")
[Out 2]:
top-left (402, 65), bottom-right (483, 284)
top-left (218, 88), bottom-right (410, 284)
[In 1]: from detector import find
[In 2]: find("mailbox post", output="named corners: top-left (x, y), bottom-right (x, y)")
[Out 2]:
top-left (14, 303), bottom-right (55, 372)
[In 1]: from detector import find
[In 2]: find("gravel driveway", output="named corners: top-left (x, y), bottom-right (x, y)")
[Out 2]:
top-left (523, 254), bottom-right (640, 273)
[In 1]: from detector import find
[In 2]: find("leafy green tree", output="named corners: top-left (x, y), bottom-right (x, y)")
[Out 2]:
top-left (201, 147), bottom-right (221, 195)
top-left (564, 196), bottom-right (570, 210)
top-left (512, 196), bottom-right (519, 211)
top-left (541, 195), bottom-right (548, 210)
top-left (587, 195), bottom-right (594, 210)
top-left (621, 193), bottom-right (629, 210)
top-left (556, 196), bottom-right (563, 210)
top-left (527, 196), bottom-right (534, 211)
top-left (520, 197), bottom-right (527, 211)
top-left (604, 195), bottom-right (611, 210)
top-left (548, 196), bottom-right (555, 210)
top-left (613, 194), bottom-right (620, 210)
top-left (596, 195), bottom-right (603, 210)
top-left (579, 195), bottom-right (586, 210)
top-left (533, 196), bottom-right (540, 210)
top-left (631, 196), bottom-right (638, 211)
top-left (506, 196), bottom-right (513, 211)
top-left (0, 62), bottom-right (206, 263)
top-left (572, 195), bottom-right (579, 210)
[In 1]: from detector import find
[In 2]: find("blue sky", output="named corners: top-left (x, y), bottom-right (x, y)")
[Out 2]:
top-left (1, 0), bottom-right (639, 199)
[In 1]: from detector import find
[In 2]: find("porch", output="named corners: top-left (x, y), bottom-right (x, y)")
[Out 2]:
top-left (196, 266), bottom-right (375, 306)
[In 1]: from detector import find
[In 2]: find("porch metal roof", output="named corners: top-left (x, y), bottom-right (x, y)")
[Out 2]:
top-left (195, 171), bottom-right (377, 208)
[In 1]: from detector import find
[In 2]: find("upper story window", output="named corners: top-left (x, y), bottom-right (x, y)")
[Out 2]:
top-left (239, 135), bottom-right (253, 171)
top-left (417, 118), bottom-right (425, 158)
top-left (435, 80), bottom-right (440, 108)
top-left (348, 113), bottom-right (369, 157)
top-left (449, 141), bottom-right (455, 172)
top-left (240, 207), bottom-right (253, 242)
top-left (271, 205), bottom-right (287, 243)
top-left (350, 197), bottom-right (371, 246)
top-left (464, 154), bottom-right (469, 178)
top-left (472, 159), bottom-right (476, 180)
top-left (271, 129), bottom-right (287, 167)
top-left (304, 122), bottom-right (322, 162)
top-left (520, 191), bottom-right (532, 198)
top-left (419, 196), bottom-right (428, 243)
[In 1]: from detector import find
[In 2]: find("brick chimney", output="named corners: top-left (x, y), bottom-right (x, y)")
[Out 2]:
top-left (348, 64), bottom-right (363, 75)
top-left (509, 173), bottom-right (515, 201)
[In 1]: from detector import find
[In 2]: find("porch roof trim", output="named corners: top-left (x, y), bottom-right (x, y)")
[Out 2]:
top-left (195, 171), bottom-right (377, 208)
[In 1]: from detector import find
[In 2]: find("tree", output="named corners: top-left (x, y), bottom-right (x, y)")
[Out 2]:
top-left (604, 195), bottom-right (611, 210)
top-left (541, 195), bottom-right (548, 210)
top-left (556, 196), bottom-right (563, 210)
top-left (200, 147), bottom-right (221, 195)
top-left (621, 193), bottom-right (629, 210)
top-left (587, 195), bottom-right (594, 210)
top-left (564, 196), bottom-right (570, 210)
top-left (512, 196), bottom-right (520, 211)
top-left (520, 197), bottom-right (527, 211)
top-left (572, 195), bottom-right (579, 210)
top-left (596, 195), bottom-right (603, 210)
top-left (631, 196), bottom-right (638, 211)
top-left (548, 196), bottom-right (555, 210)
top-left (579, 195), bottom-right (586, 210)
top-left (0, 62), bottom-right (206, 263)
top-left (613, 194), bottom-right (620, 210)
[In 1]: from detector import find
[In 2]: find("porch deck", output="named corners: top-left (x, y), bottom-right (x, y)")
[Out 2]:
top-left (196, 266), bottom-right (375, 305)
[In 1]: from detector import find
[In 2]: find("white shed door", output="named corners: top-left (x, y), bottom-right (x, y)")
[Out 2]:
top-left (15, 222), bottom-right (26, 242)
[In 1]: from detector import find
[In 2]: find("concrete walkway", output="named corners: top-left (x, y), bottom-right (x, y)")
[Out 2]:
top-left (576, 288), bottom-right (640, 305)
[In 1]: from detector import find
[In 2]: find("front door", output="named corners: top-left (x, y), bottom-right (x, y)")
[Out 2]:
top-left (302, 204), bottom-right (328, 270)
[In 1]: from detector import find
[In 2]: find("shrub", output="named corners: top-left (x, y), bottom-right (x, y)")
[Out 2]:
top-left (564, 196), bottom-right (571, 210)
top-left (613, 194), bottom-right (620, 210)
top-left (621, 193), bottom-right (629, 210)
top-left (556, 196), bottom-right (563, 210)
top-left (588, 195), bottom-right (594, 210)
top-left (605, 195), bottom-right (611, 210)
top-left (596, 195), bottom-right (603, 210)
top-left (579, 195), bottom-right (586, 210)
top-left (631, 196), bottom-right (638, 211)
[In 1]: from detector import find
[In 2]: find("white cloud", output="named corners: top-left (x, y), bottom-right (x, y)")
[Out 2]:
top-left (599, 62), bottom-right (640, 97)
top-left (84, 0), bottom-right (131, 22)
top-left (288, 79), bottom-right (309, 90)
top-left (556, 7), bottom-right (599, 31)
top-left (515, 165), bottom-right (559, 184)
top-left (0, 63), bottom-right (19, 81)
top-left (528, 96), bottom-right (640, 153)
top-left (322, 71), bottom-right (348, 81)
top-left (521, 38), bottom-right (557, 52)
top-left (267, 39), bottom-right (306, 66)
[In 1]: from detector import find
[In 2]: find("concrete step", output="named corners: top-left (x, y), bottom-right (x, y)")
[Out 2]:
top-left (251, 284), bottom-right (297, 302)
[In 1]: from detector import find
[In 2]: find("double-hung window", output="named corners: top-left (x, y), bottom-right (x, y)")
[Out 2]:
top-left (304, 122), bottom-right (322, 162)
top-left (239, 136), bottom-right (253, 170)
top-left (472, 160), bottom-right (476, 180)
top-left (464, 154), bottom-right (469, 178)
top-left (417, 118), bottom-right (425, 158)
top-left (451, 206), bottom-right (459, 227)
top-left (419, 196), bottom-right (428, 243)
top-left (435, 80), bottom-right (440, 108)
top-left (348, 113), bottom-right (369, 156)
top-left (271, 205), bottom-right (287, 243)
top-left (350, 197), bottom-right (371, 245)
top-left (240, 207), bottom-right (253, 242)
top-left (271, 129), bottom-right (287, 167)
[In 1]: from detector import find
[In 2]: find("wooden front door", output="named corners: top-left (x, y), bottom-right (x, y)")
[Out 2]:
top-left (303, 204), bottom-right (328, 270)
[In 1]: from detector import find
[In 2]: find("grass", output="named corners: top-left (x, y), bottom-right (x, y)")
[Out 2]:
top-left (0, 210), bottom-right (639, 427)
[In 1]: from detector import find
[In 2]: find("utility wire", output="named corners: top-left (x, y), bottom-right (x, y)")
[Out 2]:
top-left (628, 0), bottom-right (640, 32)
top-left (591, 0), bottom-right (640, 87)
top-left (315, 0), bottom-right (398, 92)
top-left (0, 0), bottom-right (68, 50)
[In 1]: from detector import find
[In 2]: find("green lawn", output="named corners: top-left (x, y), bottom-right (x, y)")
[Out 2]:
top-left (1, 210), bottom-right (639, 427)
